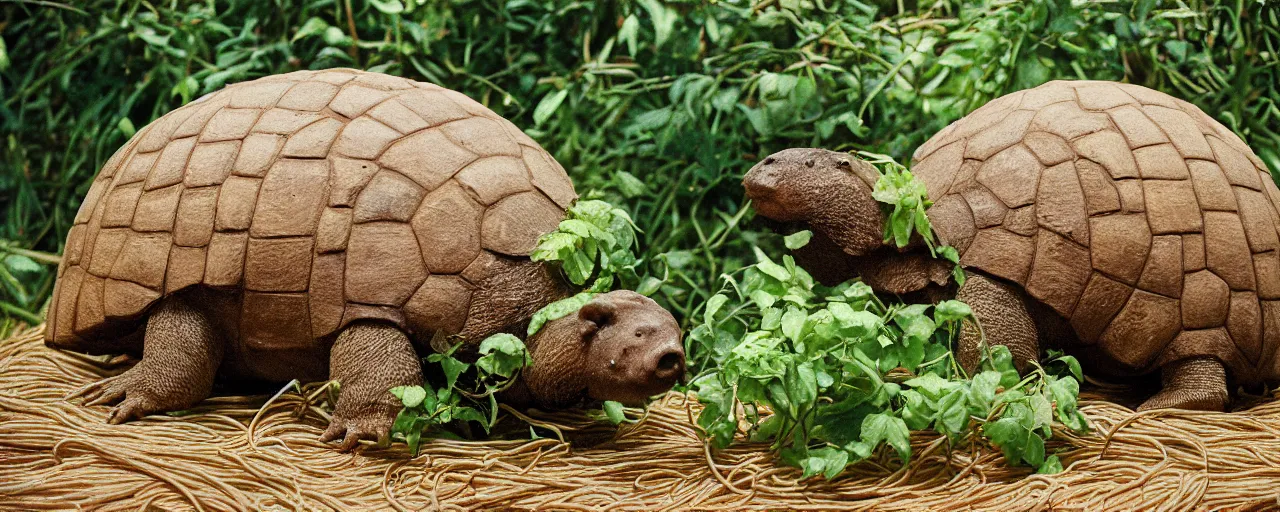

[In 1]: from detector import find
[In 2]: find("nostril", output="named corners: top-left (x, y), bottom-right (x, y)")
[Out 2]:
top-left (653, 351), bottom-right (684, 380)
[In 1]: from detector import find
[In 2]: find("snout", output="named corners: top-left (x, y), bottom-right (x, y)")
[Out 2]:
top-left (612, 339), bottom-right (685, 404)
top-left (742, 158), bottom-right (779, 201)
top-left (648, 344), bottom-right (686, 385)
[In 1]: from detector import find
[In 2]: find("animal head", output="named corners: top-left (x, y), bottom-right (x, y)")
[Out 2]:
top-left (742, 148), bottom-right (887, 256)
top-left (520, 290), bottom-right (685, 408)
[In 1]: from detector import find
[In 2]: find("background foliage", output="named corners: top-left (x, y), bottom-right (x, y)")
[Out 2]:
top-left (2, 0), bottom-right (1278, 337)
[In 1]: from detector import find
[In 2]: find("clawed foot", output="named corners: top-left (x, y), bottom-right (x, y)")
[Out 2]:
top-left (319, 406), bottom-right (395, 452)
top-left (68, 370), bottom-right (163, 424)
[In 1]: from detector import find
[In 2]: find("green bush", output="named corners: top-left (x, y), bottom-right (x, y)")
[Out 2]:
top-left (2, 0), bottom-right (1278, 336)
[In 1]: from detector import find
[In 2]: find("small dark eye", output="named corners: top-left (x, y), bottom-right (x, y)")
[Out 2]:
top-left (837, 160), bottom-right (851, 168)
top-left (763, 157), bottom-right (775, 165)
top-left (635, 329), bottom-right (643, 338)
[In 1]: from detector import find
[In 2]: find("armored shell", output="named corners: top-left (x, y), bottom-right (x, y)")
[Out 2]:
top-left (46, 69), bottom-right (577, 350)
top-left (913, 80), bottom-right (1280, 382)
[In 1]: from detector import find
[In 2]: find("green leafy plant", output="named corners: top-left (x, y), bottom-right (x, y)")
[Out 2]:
top-left (390, 199), bottom-right (642, 452)
top-left (860, 151), bottom-right (964, 284)
top-left (689, 234), bottom-right (1088, 477)
top-left (532, 199), bottom-right (640, 292)
top-left (389, 334), bottom-right (532, 454)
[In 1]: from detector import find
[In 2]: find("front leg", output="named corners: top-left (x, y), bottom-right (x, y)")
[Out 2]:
top-left (72, 294), bottom-right (223, 423)
top-left (320, 322), bottom-right (423, 451)
top-left (956, 272), bottom-right (1041, 374)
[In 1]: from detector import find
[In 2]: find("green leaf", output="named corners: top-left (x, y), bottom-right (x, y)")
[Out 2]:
top-left (533, 89), bottom-right (569, 126)
top-left (933, 300), bottom-right (971, 324)
top-left (477, 334), bottom-right (531, 379)
top-left (783, 230), bottom-right (813, 250)
top-left (439, 357), bottom-right (468, 390)
top-left (527, 292), bottom-right (594, 336)
top-left (704, 294), bottom-right (728, 326)
top-left (603, 401), bottom-right (626, 425)
top-left (116, 117), bottom-right (136, 138)
top-left (368, 0), bottom-right (405, 14)
top-left (780, 307), bottom-right (806, 343)
top-left (292, 17), bottom-right (329, 42)
top-left (1037, 454), bottom-right (1064, 474)
top-left (860, 413), bottom-right (911, 462)
top-left (394, 385), bottom-right (428, 408)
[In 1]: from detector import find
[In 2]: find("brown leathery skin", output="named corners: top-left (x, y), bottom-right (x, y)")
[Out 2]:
top-left (69, 291), bottom-right (225, 424)
top-left (744, 80), bottom-right (1280, 411)
top-left (320, 322), bottom-right (424, 451)
top-left (503, 290), bottom-right (686, 410)
top-left (743, 148), bottom-right (885, 257)
top-left (45, 69), bottom-right (684, 446)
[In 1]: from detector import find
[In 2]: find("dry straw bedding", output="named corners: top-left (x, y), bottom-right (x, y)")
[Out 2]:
top-left (2, 326), bottom-right (1279, 511)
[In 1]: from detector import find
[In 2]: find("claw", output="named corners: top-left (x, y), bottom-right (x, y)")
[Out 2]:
top-left (338, 431), bottom-right (362, 452)
top-left (107, 397), bottom-right (154, 424)
top-left (85, 385), bottom-right (127, 407)
top-left (320, 414), bottom-right (392, 452)
top-left (67, 375), bottom-right (118, 402)
top-left (318, 422), bottom-right (345, 443)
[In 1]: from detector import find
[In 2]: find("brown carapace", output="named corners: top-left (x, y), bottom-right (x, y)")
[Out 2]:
top-left (744, 80), bottom-right (1280, 412)
top-left (45, 69), bottom-right (684, 450)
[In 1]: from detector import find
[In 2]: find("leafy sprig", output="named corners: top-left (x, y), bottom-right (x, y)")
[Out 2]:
top-left (689, 234), bottom-right (1088, 477)
top-left (389, 334), bottom-right (532, 454)
top-left (859, 151), bottom-right (964, 285)
top-left (531, 199), bottom-right (639, 293)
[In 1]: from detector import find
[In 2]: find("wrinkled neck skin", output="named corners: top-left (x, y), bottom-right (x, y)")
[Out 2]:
top-left (803, 175), bottom-right (884, 257)
top-left (497, 312), bottom-right (589, 410)
top-left (800, 194), bottom-right (956, 301)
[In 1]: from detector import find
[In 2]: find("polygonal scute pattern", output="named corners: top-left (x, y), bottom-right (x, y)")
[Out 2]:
top-left (1142, 106), bottom-right (1214, 160)
top-left (352, 171), bottom-right (424, 223)
top-left (455, 156), bottom-right (533, 205)
top-left (977, 145), bottom-right (1040, 208)
top-left (522, 146), bottom-right (578, 209)
top-left (1228, 292), bottom-right (1263, 362)
top-left (1137, 236), bottom-right (1183, 298)
top-left (1099, 290), bottom-right (1181, 369)
top-left (50, 69), bottom-right (577, 352)
top-left (912, 140), bottom-right (963, 201)
top-left (1089, 213), bottom-right (1151, 285)
top-left (1029, 100), bottom-right (1110, 140)
top-left (1035, 162), bottom-right (1089, 245)
top-left (1024, 231), bottom-right (1091, 317)
top-left (1203, 212), bottom-right (1257, 290)
top-left (404, 275), bottom-right (475, 338)
top-left (412, 181), bottom-right (484, 274)
top-left (1073, 82), bottom-right (1136, 111)
top-left (1072, 131), bottom-right (1137, 179)
top-left (332, 117), bottom-right (401, 160)
top-left (438, 117), bottom-right (521, 157)
top-left (1188, 161), bottom-right (1238, 211)
top-left (964, 109), bottom-right (1034, 160)
top-left (960, 228), bottom-right (1034, 285)
top-left (379, 129), bottom-right (477, 190)
top-left (345, 222), bottom-right (426, 306)
top-left (482, 191), bottom-right (564, 256)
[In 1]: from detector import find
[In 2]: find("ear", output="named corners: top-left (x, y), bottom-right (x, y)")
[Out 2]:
top-left (577, 297), bottom-right (616, 341)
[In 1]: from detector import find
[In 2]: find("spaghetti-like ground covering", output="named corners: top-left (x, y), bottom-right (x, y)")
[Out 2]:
top-left (2, 325), bottom-right (1278, 511)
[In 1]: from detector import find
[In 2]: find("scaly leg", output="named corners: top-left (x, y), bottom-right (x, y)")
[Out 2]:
top-left (956, 272), bottom-right (1040, 374)
top-left (72, 294), bottom-right (223, 423)
top-left (1137, 357), bottom-right (1228, 411)
top-left (319, 322), bottom-right (423, 451)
